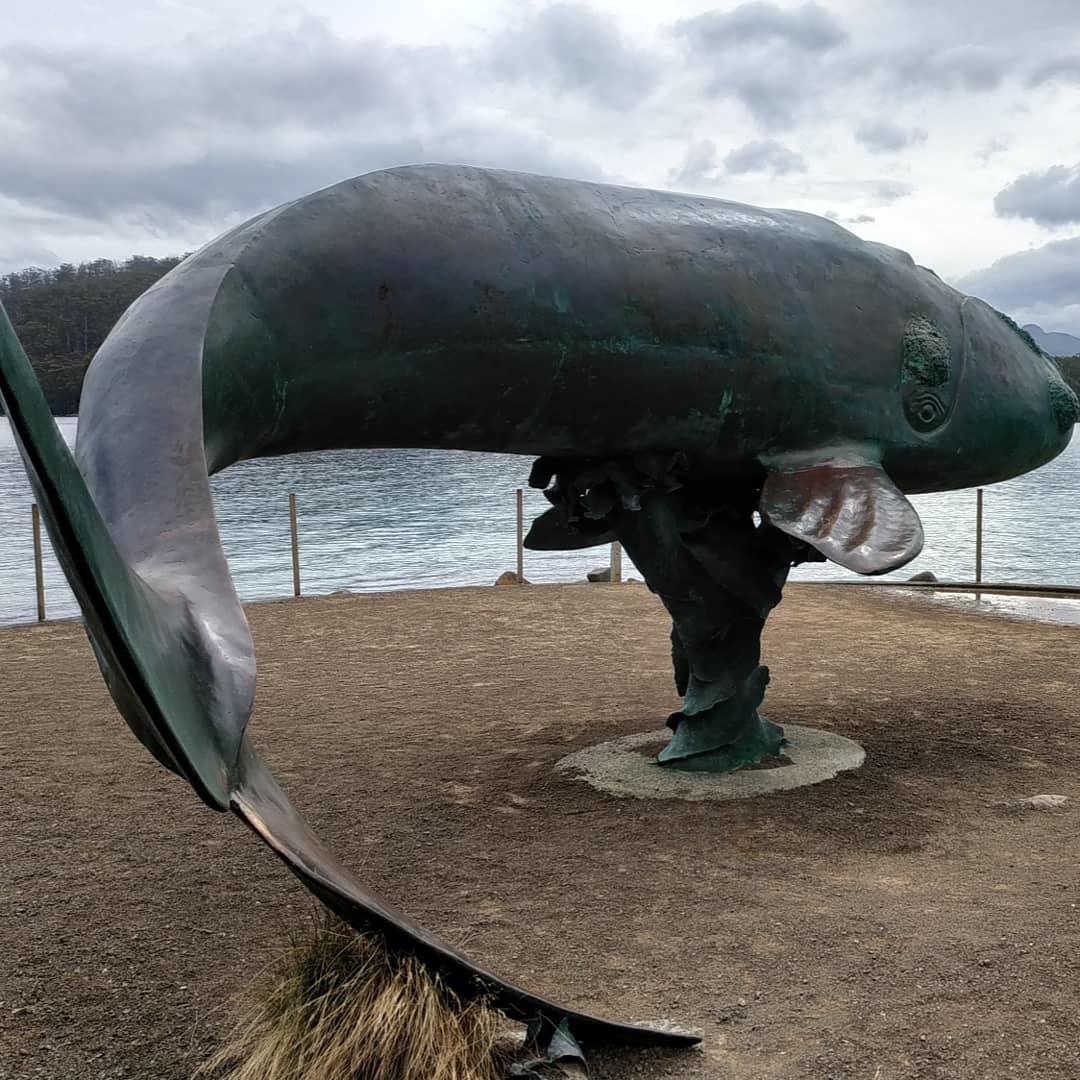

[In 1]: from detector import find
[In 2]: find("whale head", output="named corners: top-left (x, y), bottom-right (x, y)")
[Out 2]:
top-left (882, 293), bottom-right (1077, 494)
top-left (760, 281), bottom-right (1077, 575)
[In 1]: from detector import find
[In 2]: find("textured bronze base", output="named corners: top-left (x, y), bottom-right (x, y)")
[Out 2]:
top-left (659, 713), bottom-right (786, 773)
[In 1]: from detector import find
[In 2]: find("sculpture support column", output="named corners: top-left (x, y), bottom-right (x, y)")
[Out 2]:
top-left (528, 454), bottom-right (823, 772)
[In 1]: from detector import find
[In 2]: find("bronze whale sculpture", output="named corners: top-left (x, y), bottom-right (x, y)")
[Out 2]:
top-left (1, 164), bottom-right (1074, 1055)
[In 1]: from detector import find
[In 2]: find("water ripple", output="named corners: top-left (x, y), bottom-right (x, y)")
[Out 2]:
top-left (2, 419), bottom-right (1078, 625)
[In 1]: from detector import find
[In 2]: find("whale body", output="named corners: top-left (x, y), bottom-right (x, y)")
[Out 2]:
top-left (1, 164), bottom-right (1074, 1047)
top-left (78, 164), bottom-right (1077, 596)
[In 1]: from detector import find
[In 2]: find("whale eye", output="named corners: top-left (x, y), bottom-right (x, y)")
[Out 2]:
top-left (905, 387), bottom-right (946, 431)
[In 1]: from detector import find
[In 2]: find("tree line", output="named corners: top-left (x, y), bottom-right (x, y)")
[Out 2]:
top-left (1, 255), bottom-right (182, 414)
top-left (1, 254), bottom-right (1079, 414)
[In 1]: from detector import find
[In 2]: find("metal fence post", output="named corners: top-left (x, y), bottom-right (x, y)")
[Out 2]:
top-left (974, 488), bottom-right (984, 584)
top-left (289, 493), bottom-right (301, 597)
top-left (610, 540), bottom-right (622, 584)
top-left (516, 488), bottom-right (525, 584)
top-left (31, 504), bottom-right (46, 622)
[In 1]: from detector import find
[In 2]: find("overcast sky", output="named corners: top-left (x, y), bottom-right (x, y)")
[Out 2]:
top-left (2, 0), bottom-right (1079, 332)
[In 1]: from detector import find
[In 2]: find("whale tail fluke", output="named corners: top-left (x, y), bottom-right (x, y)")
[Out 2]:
top-left (0, 300), bottom-right (242, 809)
top-left (1, 298), bottom-right (700, 1054)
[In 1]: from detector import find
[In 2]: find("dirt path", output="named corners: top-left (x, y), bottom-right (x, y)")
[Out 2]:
top-left (1, 583), bottom-right (1078, 1080)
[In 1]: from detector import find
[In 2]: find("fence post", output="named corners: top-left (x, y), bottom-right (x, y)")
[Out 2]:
top-left (289, 493), bottom-right (301, 597)
top-left (516, 488), bottom-right (525, 584)
top-left (31, 504), bottom-right (46, 622)
top-left (975, 487), bottom-right (983, 585)
top-left (610, 540), bottom-right (623, 584)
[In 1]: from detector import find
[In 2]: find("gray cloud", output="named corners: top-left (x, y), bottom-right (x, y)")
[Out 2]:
top-left (0, 139), bottom-right (424, 226)
top-left (861, 0), bottom-right (1078, 41)
top-left (668, 137), bottom-right (807, 185)
top-left (956, 236), bottom-right (1080, 335)
top-left (669, 140), bottom-right (722, 187)
top-left (673, 10), bottom-right (1013, 137)
top-left (888, 45), bottom-right (1008, 93)
top-left (668, 162), bottom-right (914, 206)
top-left (488, 3), bottom-right (660, 110)
top-left (839, 41), bottom-right (1015, 103)
top-left (1029, 56), bottom-right (1080, 86)
top-left (728, 76), bottom-right (805, 130)
top-left (672, 3), bottom-right (846, 129)
top-left (854, 120), bottom-right (927, 153)
top-left (4, 23), bottom-right (454, 146)
top-left (673, 2), bottom-right (847, 54)
top-left (0, 22), bottom-right (451, 221)
top-left (995, 163), bottom-right (1080, 226)
top-left (724, 139), bottom-right (807, 176)
top-left (0, 18), bottom-right (608, 234)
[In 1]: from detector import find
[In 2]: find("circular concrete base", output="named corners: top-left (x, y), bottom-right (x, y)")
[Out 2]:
top-left (556, 724), bottom-right (865, 801)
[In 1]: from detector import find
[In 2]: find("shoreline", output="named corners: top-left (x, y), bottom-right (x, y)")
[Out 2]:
top-left (4, 576), bottom-right (1080, 635)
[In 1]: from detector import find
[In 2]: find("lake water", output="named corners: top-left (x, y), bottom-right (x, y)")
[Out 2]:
top-left (2, 417), bottom-right (1079, 626)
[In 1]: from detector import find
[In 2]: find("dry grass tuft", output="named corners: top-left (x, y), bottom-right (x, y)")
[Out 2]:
top-left (198, 915), bottom-right (519, 1080)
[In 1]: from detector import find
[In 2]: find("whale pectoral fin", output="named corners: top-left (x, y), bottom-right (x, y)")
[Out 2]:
top-left (760, 457), bottom-right (924, 575)
top-left (524, 507), bottom-right (617, 551)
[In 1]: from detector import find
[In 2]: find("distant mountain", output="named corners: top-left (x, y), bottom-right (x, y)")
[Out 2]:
top-left (1023, 324), bottom-right (1080, 358)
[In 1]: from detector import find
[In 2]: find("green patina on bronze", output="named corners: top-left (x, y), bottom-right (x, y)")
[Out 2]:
top-left (1050, 379), bottom-right (1080, 432)
top-left (996, 309), bottom-right (1045, 356)
top-left (1, 165), bottom-right (1076, 1063)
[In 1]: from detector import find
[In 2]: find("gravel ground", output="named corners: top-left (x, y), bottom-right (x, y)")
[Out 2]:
top-left (1, 582), bottom-right (1078, 1080)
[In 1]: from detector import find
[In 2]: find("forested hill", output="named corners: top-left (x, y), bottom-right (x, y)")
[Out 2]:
top-left (2, 254), bottom-right (1079, 414)
top-left (1, 256), bottom-right (181, 414)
